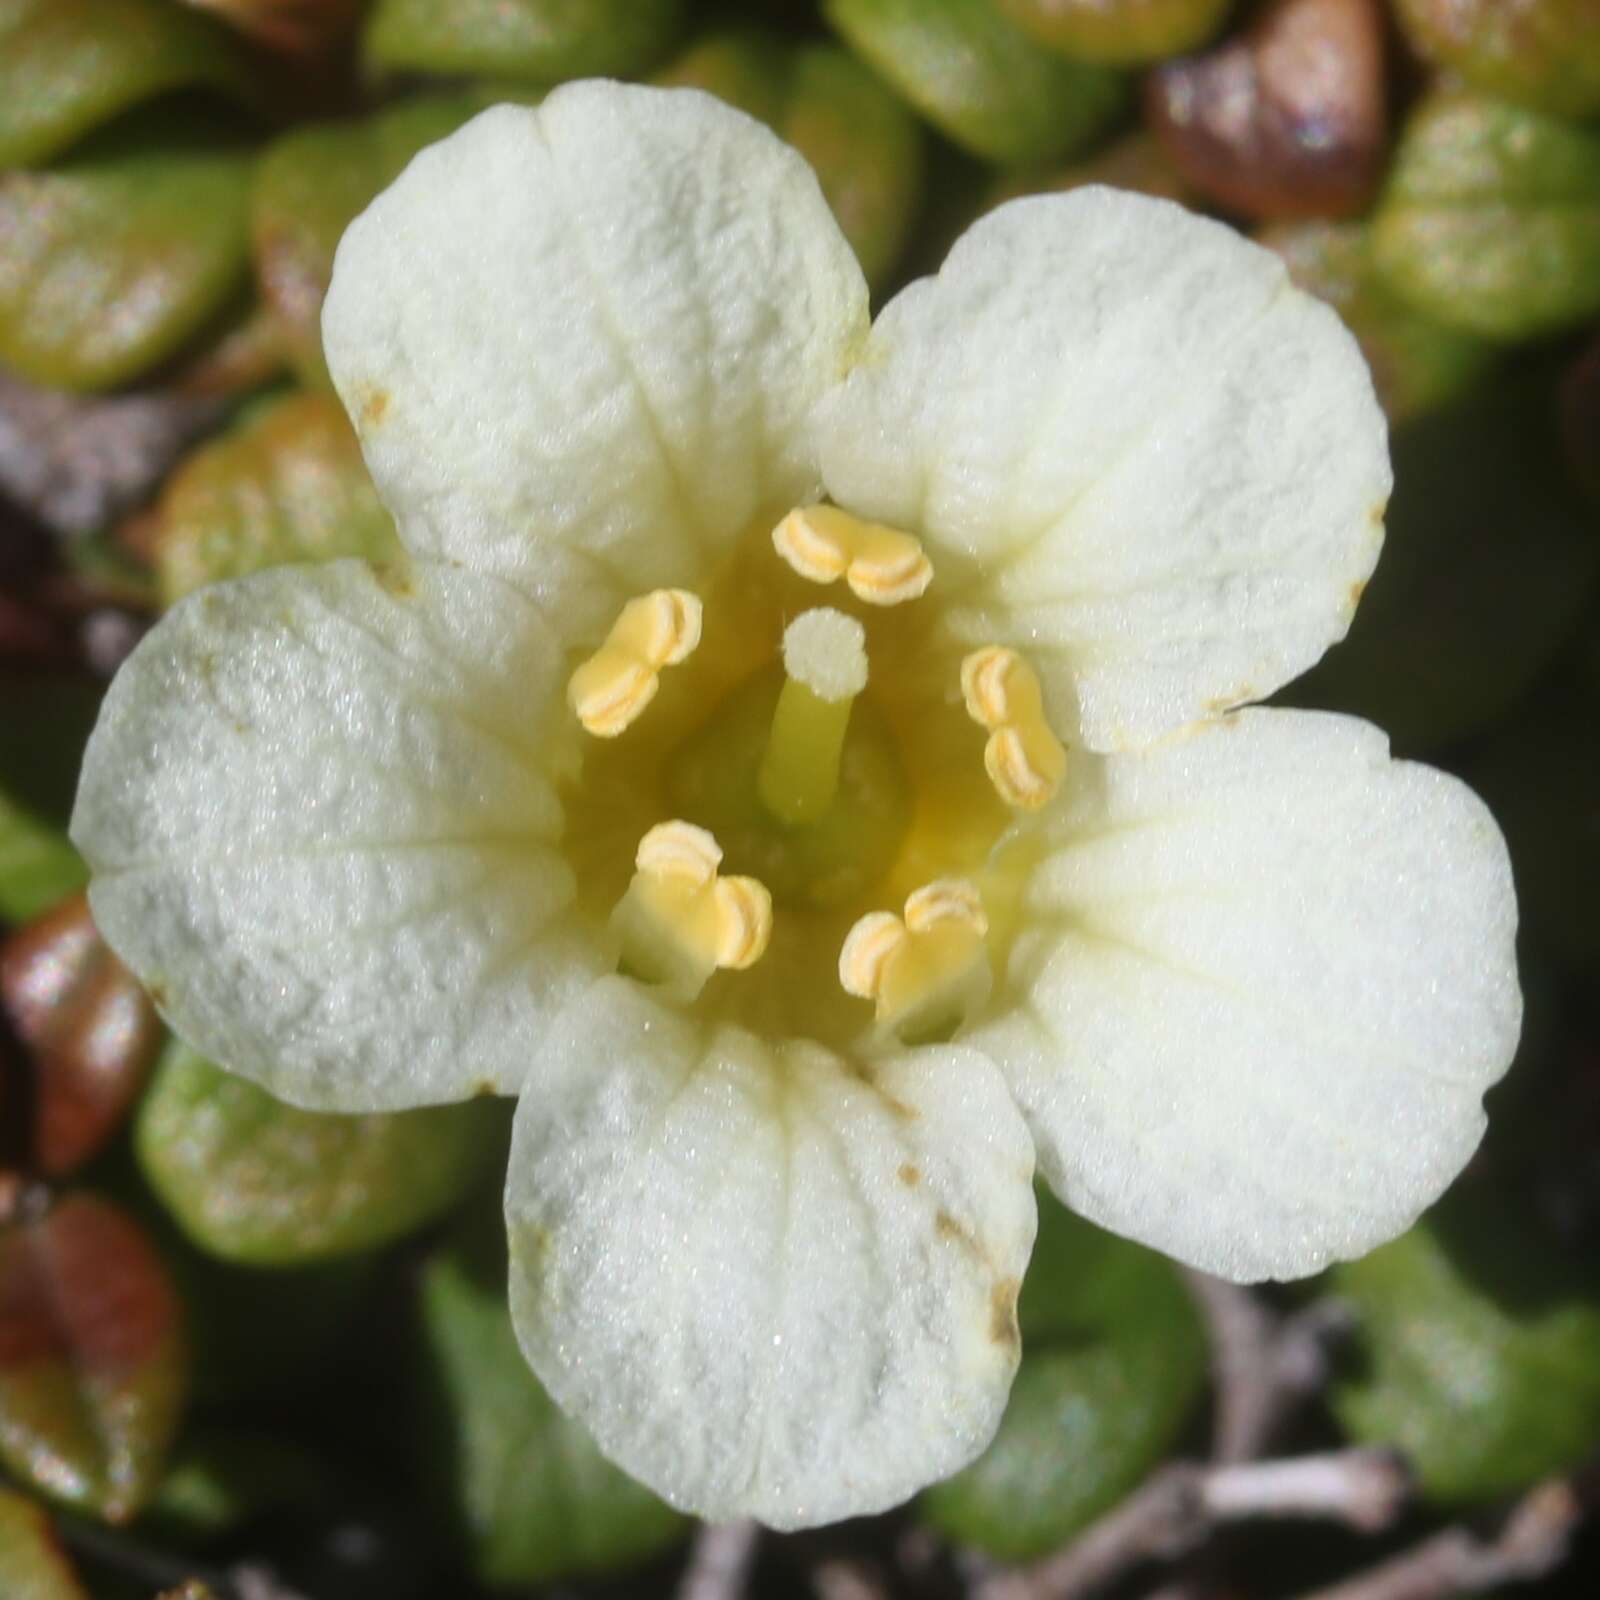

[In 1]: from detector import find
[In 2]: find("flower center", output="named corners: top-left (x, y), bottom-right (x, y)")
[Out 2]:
top-left (556, 504), bottom-right (1068, 1050)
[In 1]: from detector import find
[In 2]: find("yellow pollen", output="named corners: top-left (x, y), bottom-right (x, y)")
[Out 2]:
top-left (772, 505), bottom-right (933, 606)
top-left (839, 877), bottom-right (991, 1042)
top-left (568, 589), bottom-right (703, 737)
top-left (615, 820), bottom-right (773, 995)
top-left (960, 646), bottom-right (1068, 810)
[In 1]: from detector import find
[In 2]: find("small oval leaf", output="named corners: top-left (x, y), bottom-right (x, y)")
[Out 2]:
top-left (151, 389), bottom-right (399, 606)
top-left (1146, 0), bottom-right (1387, 220)
top-left (999, 0), bottom-right (1231, 64)
top-left (0, 1484), bottom-right (90, 1600)
top-left (0, 1193), bottom-right (188, 1522)
top-left (1395, 0), bottom-right (1600, 121)
top-left (416, 1231), bottom-right (687, 1586)
top-left (0, 891), bottom-right (162, 1178)
top-left (136, 1042), bottom-right (499, 1266)
top-left (920, 1192), bottom-right (1206, 1560)
top-left (0, 106), bottom-right (254, 392)
top-left (0, 0), bottom-right (257, 171)
top-left (362, 0), bottom-right (684, 84)
top-left (1372, 89), bottom-right (1600, 342)
top-left (825, 0), bottom-right (1127, 168)
top-left (1332, 1191), bottom-right (1600, 1504)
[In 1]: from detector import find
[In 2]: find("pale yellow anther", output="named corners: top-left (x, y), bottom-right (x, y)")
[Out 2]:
top-left (568, 589), bottom-right (703, 737)
top-left (616, 821), bottom-right (772, 994)
top-left (772, 505), bottom-right (933, 607)
top-left (960, 646), bottom-right (1068, 810)
top-left (839, 879), bottom-right (990, 1041)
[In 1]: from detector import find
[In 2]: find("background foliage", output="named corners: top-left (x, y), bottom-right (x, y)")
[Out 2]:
top-left (1, 1), bottom-right (1598, 1596)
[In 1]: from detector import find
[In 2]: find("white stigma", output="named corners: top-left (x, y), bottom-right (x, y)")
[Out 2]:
top-left (781, 608), bottom-right (868, 703)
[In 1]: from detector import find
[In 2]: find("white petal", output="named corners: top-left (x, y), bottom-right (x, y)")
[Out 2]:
top-left (322, 83), bottom-right (870, 644)
top-left (504, 977), bottom-right (1036, 1528)
top-left (969, 709), bottom-right (1520, 1282)
top-left (72, 560), bottom-right (596, 1112)
top-left (817, 190), bottom-right (1391, 753)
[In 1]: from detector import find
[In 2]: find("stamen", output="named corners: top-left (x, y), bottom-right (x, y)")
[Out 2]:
top-left (758, 609), bottom-right (868, 827)
top-left (960, 646), bottom-right (1067, 810)
top-left (772, 505), bottom-right (933, 606)
top-left (840, 878), bottom-right (991, 1043)
top-left (614, 820), bottom-right (772, 997)
top-left (568, 589), bottom-right (703, 737)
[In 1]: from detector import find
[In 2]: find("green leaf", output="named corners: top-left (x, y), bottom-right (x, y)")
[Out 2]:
top-left (251, 94), bottom-right (493, 389)
top-left (0, 1194), bottom-right (189, 1523)
top-left (1395, 0), bottom-right (1600, 121)
top-left (136, 1041), bottom-right (500, 1266)
top-left (363, 0), bottom-right (684, 84)
top-left (998, 0), bottom-right (1230, 65)
top-left (658, 30), bottom-right (924, 290)
top-left (0, 1485), bottom-right (89, 1600)
top-left (0, 106), bottom-right (254, 392)
top-left (1373, 90), bottom-right (1600, 342)
top-left (151, 389), bottom-right (399, 606)
top-left (416, 1231), bottom-right (687, 1586)
top-left (1331, 1191), bottom-right (1600, 1503)
top-left (920, 1191), bottom-right (1206, 1560)
top-left (1261, 219), bottom-right (1496, 427)
top-left (0, 0), bottom-right (256, 171)
top-left (1289, 365), bottom-right (1599, 751)
top-left (0, 792), bottom-right (86, 926)
top-left (825, 0), bottom-right (1127, 167)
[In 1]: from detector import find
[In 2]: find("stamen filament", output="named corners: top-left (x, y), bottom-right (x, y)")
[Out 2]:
top-left (613, 821), bottom-right (772, 998)
top-left (569, 588), bottom-right (702, 737)
top-left (772, 505), bottom-right (933, 606)
top-left (840, 878), bottom-right (991, 1043)
top-left (758, 609), bottom-right (868, 826)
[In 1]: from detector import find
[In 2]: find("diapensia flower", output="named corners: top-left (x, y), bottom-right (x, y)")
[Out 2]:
top-left (73, 82), bottom-right (1520, 1527)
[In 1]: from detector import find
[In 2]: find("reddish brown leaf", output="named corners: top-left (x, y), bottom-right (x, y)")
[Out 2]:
top-left (1146, 0), bottom-right (1387, 220)
top-left (179, 0), bottom-right (363, 57)
top-left (0, 893), bottom-right (162, 1178)
top-left (0, 1194), bottom-right (188, 1521)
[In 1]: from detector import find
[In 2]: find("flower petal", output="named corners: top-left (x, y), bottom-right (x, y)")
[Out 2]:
top-left (504, 976), bottom-right (1036, 1527)
top-left (969, 709), bottom-right (1519, 1282)
top-left (72, 560), bottom-right (594, 1112)
top-left (817, 189), bottom-right (1391, 752)
top-left (321, 83), bottom-right (870, 642)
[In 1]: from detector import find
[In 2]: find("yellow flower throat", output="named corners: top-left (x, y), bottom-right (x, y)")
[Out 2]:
top-left (556, 505), bottom-right (1067, 1052)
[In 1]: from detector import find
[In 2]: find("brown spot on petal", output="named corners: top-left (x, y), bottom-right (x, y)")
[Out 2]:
top-left (373, 561), bottom-right (414, 599)
top-left (357, 387), bottom-right (389, 427)
top-left (898, 1163), bottom-right (921, 1187)
top-left (1147, 0), bottom-right (1388, 219)
top-left (989, 1278), bottom-right (1021, 1349)
top-left (935, 1210), bottom-right (981, 1258)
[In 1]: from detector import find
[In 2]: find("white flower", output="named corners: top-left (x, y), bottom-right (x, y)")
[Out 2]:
top-left (72, 82), bottom-right (1520, 1529)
